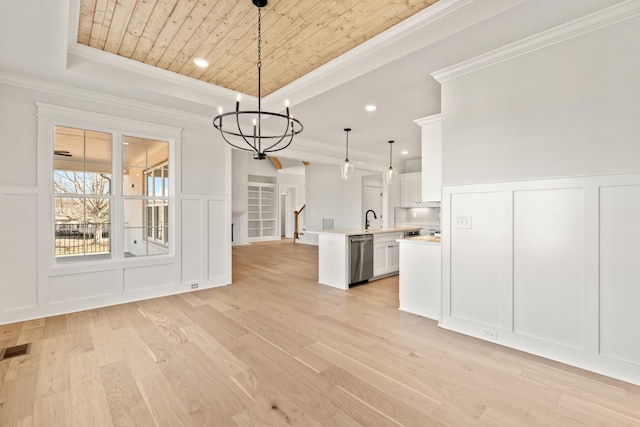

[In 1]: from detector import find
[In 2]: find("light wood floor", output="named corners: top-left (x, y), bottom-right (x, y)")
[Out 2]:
top-left (1, 239), bottom-right (640, 426)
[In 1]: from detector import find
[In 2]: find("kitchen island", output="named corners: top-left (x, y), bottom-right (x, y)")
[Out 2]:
top-left (397, 235), bottom-right (441, 320)
top-left (314, 227), bottom-right (421, 290)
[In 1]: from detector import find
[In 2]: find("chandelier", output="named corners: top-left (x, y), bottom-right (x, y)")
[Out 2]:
top-left (213, 0), bottom-right (303, 160)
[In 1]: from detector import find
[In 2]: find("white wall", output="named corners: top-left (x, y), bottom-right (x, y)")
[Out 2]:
top-left (0, 80), bottom-right (231, 325)
top-left (278, 171), bottom-right (306, 205)
top-left (301, 163), bottom-right (370, 245)
top-left (231, 150), bottom-right (249, 245)
top-left (440, 13), bottom-right (640, 185)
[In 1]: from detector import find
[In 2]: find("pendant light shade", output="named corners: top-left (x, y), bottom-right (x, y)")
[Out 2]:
top-left (383, 140), bottom-right (397, 184)
top-left (341, 128), bottom-right (353, 180)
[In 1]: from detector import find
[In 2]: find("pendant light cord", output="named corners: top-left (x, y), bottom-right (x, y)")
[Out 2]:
top-left (257, 6), bottom-right (262, 152)
top-left (345, 129), bottom-right (350, 161)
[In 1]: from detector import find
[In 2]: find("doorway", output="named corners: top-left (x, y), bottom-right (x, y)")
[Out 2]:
top-left (363, 178), bottom-right (383, 229)
top-left (279, 184), bottom-right (297, 239)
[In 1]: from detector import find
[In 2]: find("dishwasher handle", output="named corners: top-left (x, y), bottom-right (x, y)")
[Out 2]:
top-left (350, 235), bottom-right (373, 242)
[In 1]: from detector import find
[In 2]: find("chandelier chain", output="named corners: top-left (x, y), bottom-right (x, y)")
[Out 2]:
top-left (257, 7), bottom-right (262, 69)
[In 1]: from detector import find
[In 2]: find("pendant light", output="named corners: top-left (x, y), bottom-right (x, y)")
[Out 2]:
top-left (341, 128), bottom-right (353, 180)
top-left (383, 140), bottom-right (397, 184)
top-left (212, 0), bottom-right (303, 160)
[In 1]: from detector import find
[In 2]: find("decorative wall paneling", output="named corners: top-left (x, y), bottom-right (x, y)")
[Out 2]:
top-left (0, 189), bottom-right (39, 316)
top-left (0, 88), bottom-right (232, 325)
top-left (442, 173), bottom-right (640, 386)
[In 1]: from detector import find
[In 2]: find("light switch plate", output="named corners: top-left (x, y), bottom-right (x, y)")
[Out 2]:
top-left (454, 216), bottom-right (472, 229)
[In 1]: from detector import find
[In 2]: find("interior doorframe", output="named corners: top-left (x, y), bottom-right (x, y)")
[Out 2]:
top-left (279, 183), bottom-right (297, 239)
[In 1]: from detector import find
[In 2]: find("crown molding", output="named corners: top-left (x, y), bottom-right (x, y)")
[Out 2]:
top-left (432, 0), bottom-right (640, 83)
top-left (414, 113), bottom-right (442, 127)
top-left (0, 70), bottom-right (212, 125)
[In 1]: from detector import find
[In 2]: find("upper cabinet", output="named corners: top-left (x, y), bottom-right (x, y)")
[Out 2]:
top-left (415, 114), bottom-right (442, 202)
top-left (400, 172), bottom-right (422, 206)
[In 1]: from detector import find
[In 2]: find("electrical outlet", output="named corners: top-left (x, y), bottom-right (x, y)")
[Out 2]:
top-left (482, 329), bottom-right (498, 341)
top-left (454, 216), bottom-right (472, 229)
top-left (191, 283), bottom-right (199, 290)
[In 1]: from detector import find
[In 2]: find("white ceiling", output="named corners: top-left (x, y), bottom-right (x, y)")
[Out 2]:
top-left (0, 0), bottom-right (624, 171)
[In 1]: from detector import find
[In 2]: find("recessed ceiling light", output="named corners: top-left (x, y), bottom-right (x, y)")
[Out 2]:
top-left (193, 58), bottom-right (209, 68)
top-left (401, 150), bottom-right (408, 155)
top-left (365, 105), bottom-right (377, 112)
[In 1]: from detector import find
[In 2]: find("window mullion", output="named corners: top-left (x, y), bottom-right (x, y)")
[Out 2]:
top-left (112, 131), bottom-right (123, 259)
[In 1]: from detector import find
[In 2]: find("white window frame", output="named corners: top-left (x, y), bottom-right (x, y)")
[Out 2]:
top-left (37, 103), bottom-right (181, 266)
top-left (142, 161), bottom-right (169, 246)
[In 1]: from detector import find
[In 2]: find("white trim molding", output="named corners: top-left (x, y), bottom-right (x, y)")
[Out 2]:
top-left (0, 71), bottom-right (211, 126)
top-left (414, 113), bottom-right (442, 128)
top-left (432, 0), bottom-right (640, 83)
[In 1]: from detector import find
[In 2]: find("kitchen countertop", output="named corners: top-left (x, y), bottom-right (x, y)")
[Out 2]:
top-left (313, 227), bottom-right (422, 236)
top-left (397, 235), bottom-right (441, 245)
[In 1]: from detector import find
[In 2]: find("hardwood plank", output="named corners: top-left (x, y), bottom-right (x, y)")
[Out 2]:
top-left (32, 390), bottom-right (72, 427)
top-left (35, 335), bottom-right (70, 398)
top-left (2, 239), bottom-right (640, 425)
top-left (180, 324), bottom-right (248, 376)
top-left (320, 365), bottom-right (441, 426)
top-left (99, 360), bottom-right (156, 426)
top-left (137, 373), bottom-right (195, 427)
top-left (68, 351), bottom-right (113, 427)
top-left (158, 341), bottom-right (251, 426)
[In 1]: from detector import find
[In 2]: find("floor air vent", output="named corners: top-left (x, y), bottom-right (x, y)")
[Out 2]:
top-left (0, 343), bottom-right (31, 361)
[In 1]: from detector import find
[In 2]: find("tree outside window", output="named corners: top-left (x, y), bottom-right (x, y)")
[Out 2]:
top-left (54, 126), bottom-right (112, 258)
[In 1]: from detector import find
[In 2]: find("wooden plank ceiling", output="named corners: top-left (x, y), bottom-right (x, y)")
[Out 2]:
top-left (77, 0), bottom-right (439, 97)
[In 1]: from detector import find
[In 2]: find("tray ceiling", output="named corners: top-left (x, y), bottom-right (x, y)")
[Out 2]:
top-left (77, 0), bottom-right (439, 97)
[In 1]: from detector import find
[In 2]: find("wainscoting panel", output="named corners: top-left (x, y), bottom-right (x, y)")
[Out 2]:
top-left (208, 199), bottom-right (229, 282)
top-left (181, 198), bottom-right (204, 284)
top-left (124, 263), bottom-right (174, 292)
top-left (449, 191), bottom-right (503, 327)
top-left (1, 193), bottom-right (38, 311)
top-left (49, 269), bottom-right (118, 304)
top-left (513, 188), bottom-right (584, 348)
top-left (442, 173), bottom-right (640, 386)
top-left (599, 185), bottom-right (640, 366)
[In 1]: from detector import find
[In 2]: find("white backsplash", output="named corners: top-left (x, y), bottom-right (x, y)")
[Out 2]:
top-left (395, 207), bottom-right (441, 234)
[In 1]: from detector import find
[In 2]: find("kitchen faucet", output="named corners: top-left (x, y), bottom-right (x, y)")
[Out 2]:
top-left (365, 209), bottom-right (378, 230)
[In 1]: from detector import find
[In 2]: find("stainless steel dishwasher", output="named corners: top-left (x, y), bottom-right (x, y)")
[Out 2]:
top-left (349, 234), bottom-right (374, 285)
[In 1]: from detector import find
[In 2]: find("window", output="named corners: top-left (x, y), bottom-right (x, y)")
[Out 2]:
top-left (54, 126), bottom-right (112, 259)
top-left (52, 124), bottom-right (171, 261)
top-left (123, 136), bottom-right (169, 256)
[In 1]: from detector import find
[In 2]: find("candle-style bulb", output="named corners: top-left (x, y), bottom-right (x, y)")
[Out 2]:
top-left (252, 118), bottom-right (257, 126)
top-left (284, 99), bottom-right (290, 107)
top-left (236, 93), bottom-right (242, 102)
top-left (218, 106), bottom-right (223, 114)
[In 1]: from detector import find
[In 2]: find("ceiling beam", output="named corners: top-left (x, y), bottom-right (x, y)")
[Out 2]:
top-left (269, 156), bottom-right (282, 170)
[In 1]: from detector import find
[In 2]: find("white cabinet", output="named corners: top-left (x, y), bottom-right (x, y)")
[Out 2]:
top-left (373, 232), bottom-right (403, 277)
top-left (415, 114), bottom-right (441, 202)
top-left (400, 172), bottom-right (422, 207)
top-left (399, 240), bottom-right (441, 320)
top-left (247, 182), bottom-right (278, 241)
